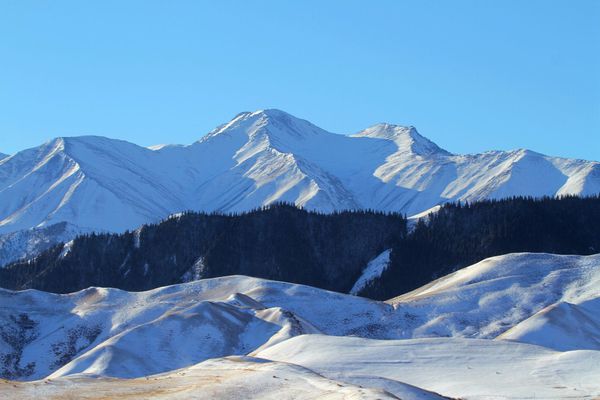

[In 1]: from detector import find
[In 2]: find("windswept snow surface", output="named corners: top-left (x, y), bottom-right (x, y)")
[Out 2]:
top-left (1, 356), bottom-right (407, 400)
top-left (498, 299), bottom-right (600, 351)
top-left (257, 335), bottom-right (600, 400)
top-left (1, 109), bottom-right (599, 240)
top-left (390, 252), bottom-right (600, 340)
top-left (1, 253), bottom-right (599, 399)
top-left (0, 276), bottom-right (394, 381)
top-left (350, 249), bottom-right (391, 295)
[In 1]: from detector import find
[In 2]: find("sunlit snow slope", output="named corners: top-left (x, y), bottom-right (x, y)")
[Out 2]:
top-left (1, 252), bottom-right (599, 399)
top-left (257, 335), bottom-right (600, 400)
top-left (0, 276), bottom-right (393, 381)
top-left (2, 253), bottom-right (599, 377)
top-left (3, 356), bottom-right (448, 400)
top-left (390, 253), bottom-right (600, 341)
top-left (1, 109), bottom-right (598, 238)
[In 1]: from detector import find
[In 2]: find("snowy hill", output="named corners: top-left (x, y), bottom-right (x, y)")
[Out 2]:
top-left (4, 356), bottom-right (445, 400)
top-left (0, 153), bottom-right (8, 161)
top-left (1, 252), bottom-right (599, 398)
top-left (1, 109), bottom-right (599, 242)
top-left (498, 299), bottom-right (600, 351)
top-left (390, 252), bottom-right (600, 340)
top-left (0, 275), bottom-right (394, 381)
top-left (257, 335), bottom-right (600, 400)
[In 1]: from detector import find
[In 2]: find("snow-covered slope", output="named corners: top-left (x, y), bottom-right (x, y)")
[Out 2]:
top-left (257, 335), bottom-right (600, 400)
top-left (1, 109), bottom-right (599, 239)
top-left (0, 222), bottom-right (88, 266)
top-left (498, 298), bottom-right (600, 351)
top-left (350, 249), bottom-right (391, 295)
top-left (0, 276), bottom-right (395, 381)
top-left (0, 153), bottom-right (8, 161)
top-left (390, 253), bottom-right (600, 340)
top-left (3, 253), bottom-right (599, 379)
top-left (0, 136), bottom-right (191, 234)
top-left (4, 356), bottom-right (444, 400)
top-left (1, 252), bottom-right (599, 398)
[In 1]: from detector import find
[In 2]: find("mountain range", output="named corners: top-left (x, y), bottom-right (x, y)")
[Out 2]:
top-left (2, 110), bottom-right (599, 399)
top-left (1, 109), bottom-right (599, 264)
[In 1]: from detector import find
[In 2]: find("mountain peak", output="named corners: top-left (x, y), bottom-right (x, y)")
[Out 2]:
top-left (354, 123), bottom-right (450, 156)
top-left (233, 108), bottom-right (319, 128)
top-left (201, 109), bottom-right (332, 144)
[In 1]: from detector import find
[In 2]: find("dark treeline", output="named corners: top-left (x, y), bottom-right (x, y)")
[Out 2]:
top-left (0, 204), bottom-right (404, 294)
top-left (360, 195), bottom-right (600, 299)
top-left (1, 196), bottom-right (599, 300)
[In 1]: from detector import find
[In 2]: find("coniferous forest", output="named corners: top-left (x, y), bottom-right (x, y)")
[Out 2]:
top-left (0, 205), bottom-right (404, 295)
top-left (361, 195), bottom-right (600, 299)
top-left (1, 196), bottom-right (599, 300)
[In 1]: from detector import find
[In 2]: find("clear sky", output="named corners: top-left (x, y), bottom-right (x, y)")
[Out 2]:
top-left (1, 1), bottom-right (599, 160)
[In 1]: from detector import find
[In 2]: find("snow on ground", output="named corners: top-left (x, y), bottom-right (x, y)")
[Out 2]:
top-left (1, 252), bottom-right (599, 399)
top-left (406, 205), bottom-right (442, 231)
top-left (350, 249), bottom-right (391, 295)
top-left (1, 356), bottom-right (406, 400)
top-left (0, 222), bottom-right (88, 267)
top-left (256, 334), bottom-right (600, 400)
top-left (0, 276), bottom-right (394, 381)
top-left (1, 109), bottom-right (599, 239)
top-left (2, 109), bottom-right (600, 265)
top-left (498, 298), bottom-right (600, 351)
top-left (390, 252), bottom-right (600, 339)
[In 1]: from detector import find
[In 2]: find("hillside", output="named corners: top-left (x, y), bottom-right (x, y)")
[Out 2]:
top-left (2, 197), bottom-right (600, 301)
top-left (1, 109), bottom-right (599, 264)
top-left (1, 252), bottom-right (599, 398)
top-left (0, 205), bottom-right (405, 294)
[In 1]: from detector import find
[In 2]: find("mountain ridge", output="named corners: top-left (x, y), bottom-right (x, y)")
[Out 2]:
top-left (1, 109), bottom-right (599, 258)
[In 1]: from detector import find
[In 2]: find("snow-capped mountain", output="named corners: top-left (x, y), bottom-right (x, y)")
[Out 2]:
top-left (0, 153), bottom-right (8, 161)
top-left (0, 222), bottom-right (88, 266)
top-left (1, 109), bottom-right (599, 236)
top-left (2, 252), bottom-right (599, 398)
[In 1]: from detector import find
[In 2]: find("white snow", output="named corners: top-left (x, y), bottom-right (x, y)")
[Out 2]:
top-left (1, 252), bottom-right (599, 398)
top-left (407, 205), bottom-right (441, 231)
top-left (0, 222), bottom-right (90, 267)
top-left (257, 334), bottom-right (600, 400)
top-left (350, 249), bottom-right (391, 295)
top-left (133, 227), bottom-right (142, 249)
top-left (0, 275), bottom-right (397, 381)
top-left (58, 240), bottom-right (73, 259)
top-left (3, 356), bottom-right (414, 399)
top-left (498, 299), bottom-right (600, 351)
top-left (0, 109), bottom-right (598, 240)
top-left (390, 253), bottom-right (600, 340)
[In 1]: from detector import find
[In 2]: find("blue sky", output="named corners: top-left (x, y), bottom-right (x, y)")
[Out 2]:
top-left (1, 1), bottom-right (598, 159)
